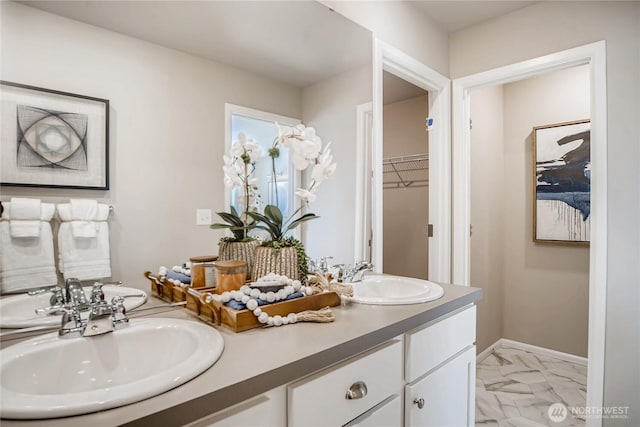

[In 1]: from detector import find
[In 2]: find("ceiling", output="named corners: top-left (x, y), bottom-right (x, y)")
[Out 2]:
top-left (410, 1), bottom-right (538, 32)
top-left (384, 71), bottom-right (427, 105)
top-left (18, 1), bottom-right (372, 88)
top-left (17, 0), bottom-right (539, 88)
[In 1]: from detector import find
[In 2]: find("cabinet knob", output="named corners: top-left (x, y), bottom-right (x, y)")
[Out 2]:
top-left (413, 398), bottom-right (425, 409)
top-left (345, 381), bottom-right (368, 400)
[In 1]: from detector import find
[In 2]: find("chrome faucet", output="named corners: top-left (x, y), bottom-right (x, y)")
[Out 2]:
top-left (58, 295), bottom-right (129, 338)
top-left (34, 279), bottom-right (123, 316)
top-left (64, 278), bottom-right (90, 310)
top-left (343, 261), bottom-right (374, 283)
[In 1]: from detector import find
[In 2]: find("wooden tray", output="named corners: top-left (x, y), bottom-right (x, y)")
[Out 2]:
top-left (185, 288), bottom-right (341, 332)
top-left (144, 271), bottom-right (190, 303)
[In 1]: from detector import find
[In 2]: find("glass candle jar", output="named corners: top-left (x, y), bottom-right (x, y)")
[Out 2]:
top-left (215, 260), bottom-right (247, 293)
top-left (190, 256), bottom-right (217, 288)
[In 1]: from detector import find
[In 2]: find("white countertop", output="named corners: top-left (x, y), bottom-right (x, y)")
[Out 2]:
top-left (0, 282), bottom-right (482, 427)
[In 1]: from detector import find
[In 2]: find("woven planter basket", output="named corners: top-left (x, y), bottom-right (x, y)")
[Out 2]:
top-left (251, 246), bottom-right (299, 282)
top-left (217, 240), bottom-right (260, 280)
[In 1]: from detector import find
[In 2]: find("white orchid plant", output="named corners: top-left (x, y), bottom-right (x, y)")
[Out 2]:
top-left (248, 123), bottom-right (336, 245)
top-left (210, 133), bottom-right (263, 242)
top-left (213, 123), bottom-right (336, 246)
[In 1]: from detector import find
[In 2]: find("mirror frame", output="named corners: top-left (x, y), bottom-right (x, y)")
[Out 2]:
top-left (370, 39), bottom-right (451, 282)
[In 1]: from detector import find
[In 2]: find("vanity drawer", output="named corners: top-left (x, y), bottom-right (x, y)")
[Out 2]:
top-left (288, 339), bottom-right (403, 427)
top-left (405, 305), bottom-right (476, 382)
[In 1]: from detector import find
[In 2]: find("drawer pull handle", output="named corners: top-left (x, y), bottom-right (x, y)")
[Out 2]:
top-left (413, 398), bottom-right (425, 409)
top-left (345, 381), bottom-right (368, 400)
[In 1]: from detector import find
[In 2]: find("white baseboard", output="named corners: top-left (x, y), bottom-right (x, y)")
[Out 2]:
top-left (477, 338), bottom-right (588, 366)
top-left (476, 339), bottom-right (502, 363)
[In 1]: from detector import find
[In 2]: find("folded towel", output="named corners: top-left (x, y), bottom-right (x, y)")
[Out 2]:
top-left (57, 203), bottom-right (110, 222)
top-left (9, 198), bottom-right (41, 238)
top-left (165, 270), bottom-right (192, 285)
top-left (70, 199), bottom-right (98, 220)
top-left (0, 221), bottom-right (57, 293)
top-left (70, 199), bottom-right (99, 238)
top-left (3, 202), bottom-right (55, 221)
top-left (58, 221), bottom-right (112, 280)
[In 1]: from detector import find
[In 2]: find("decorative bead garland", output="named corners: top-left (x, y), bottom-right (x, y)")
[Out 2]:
top-left (206, 273), bottom-right (314, 327)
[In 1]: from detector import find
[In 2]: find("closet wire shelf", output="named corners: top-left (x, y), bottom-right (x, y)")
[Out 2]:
top-left (383, 153), bottom-right (428, 189)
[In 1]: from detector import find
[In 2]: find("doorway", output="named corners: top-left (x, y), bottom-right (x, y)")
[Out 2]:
top-left (382, 71), bottom-right (429, 279)
top-left (452, 41), bottom-right (608, 422)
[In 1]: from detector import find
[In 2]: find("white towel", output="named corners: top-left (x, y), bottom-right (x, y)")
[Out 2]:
top-left (57, 203), bottom-right (110, 222)
top-left (58, 221), bottom-right (111, 280)
top-left (70, 199), bottom-right (99, 238)
top-left (9, 198), bottom-right (42, 238)
top-left (0, 221), bottom-right (58, 293)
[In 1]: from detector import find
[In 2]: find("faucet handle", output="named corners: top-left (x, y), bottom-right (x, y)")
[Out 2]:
top-left (90, 281), bottom-right (123, 303)
top-left (60, 305), bottom-right (82, 326)
top-left (29, 286), bottom-right (65, 306)
top-left (110, 295), bottom-right (129, 328)
top-left (35, 305), bottom-right (65, 316)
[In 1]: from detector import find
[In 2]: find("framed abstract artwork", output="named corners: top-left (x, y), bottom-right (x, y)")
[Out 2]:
top-left (533, 119), bottom-right (590, 245)
top-left (0, 81), bottom-right (109, 190)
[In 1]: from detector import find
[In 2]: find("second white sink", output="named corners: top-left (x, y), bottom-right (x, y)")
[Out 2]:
top-left (348, 274), bottom-right (444, 305)
top-left (0, 285), bottom-right (147, 329)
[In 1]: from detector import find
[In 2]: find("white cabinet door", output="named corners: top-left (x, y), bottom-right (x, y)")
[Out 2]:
top-left (405, 346), bottom-right (476, 427)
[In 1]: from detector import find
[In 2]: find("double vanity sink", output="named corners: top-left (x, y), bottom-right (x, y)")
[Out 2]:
top-left (0, 275), bottom-right (466, 425)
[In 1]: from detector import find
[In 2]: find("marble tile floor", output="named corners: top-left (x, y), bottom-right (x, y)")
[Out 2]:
top-left (476, 346), bottom-right (587, 427)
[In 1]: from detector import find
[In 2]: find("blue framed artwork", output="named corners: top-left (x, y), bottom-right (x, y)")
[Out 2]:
top-left (0, 81), bottom-right (109, 190)
top-left (533, 119), bottom-right (590, 245)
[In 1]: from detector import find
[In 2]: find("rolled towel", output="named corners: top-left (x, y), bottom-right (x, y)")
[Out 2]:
top-left (165, 270), bottom-right (191, 285)
top-left (2, 202), bottom-right (55, 221)
top-left (9, 198), bottom-right (41, 238)
top-left (57, 203), bottom-right (109, 222)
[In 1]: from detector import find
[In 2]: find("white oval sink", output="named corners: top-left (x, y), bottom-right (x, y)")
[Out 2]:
top-left (348, 275), bottom-right (444, 305)
top-left (0, 285), bottom-right (148, 329)
top-left (0, 317), bottom-right (224, 419)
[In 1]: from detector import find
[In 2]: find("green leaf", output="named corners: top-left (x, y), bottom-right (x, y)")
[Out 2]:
top-left (286, 213), bottom-right (319, 232)
top-left (264, 205), bottom-right (283, 227)
top-left (210, 223), bottom-right (233, 230)
top-left (247, 211), bottom-right (281, 240)
top-left (216, 211), bottom-right (243, 227)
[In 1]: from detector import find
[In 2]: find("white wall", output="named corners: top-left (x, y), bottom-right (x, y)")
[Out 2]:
top-left (301, 65), bottom-right (372, 264)
top-left (451, 1), bottom-right (640, 420)
top-left (470, 84), bottom-right (505, 353)
top-left (383, 95), bottom-right (429, 279)
top-left (0, 2), bottom-right (301, 289)
top-left (320, 0), bottom-right (449, 76)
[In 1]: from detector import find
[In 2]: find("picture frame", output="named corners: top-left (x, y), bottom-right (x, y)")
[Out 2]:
top-left (1, 81), bottom-right (109, 190)
top-left (533, 119), bottom-right (590, 245)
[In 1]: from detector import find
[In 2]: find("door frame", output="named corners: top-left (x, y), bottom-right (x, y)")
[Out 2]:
top-left (370, 38), bottom-right (451, 282)
top-left (452, 41), bottom-right (608, 424)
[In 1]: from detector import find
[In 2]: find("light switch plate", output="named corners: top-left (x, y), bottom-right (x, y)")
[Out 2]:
top-left (196, 209), bottom-right (212, 225)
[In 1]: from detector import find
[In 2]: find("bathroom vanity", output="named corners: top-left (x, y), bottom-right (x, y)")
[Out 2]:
top-left (0, 283), bottom-right (481, 427)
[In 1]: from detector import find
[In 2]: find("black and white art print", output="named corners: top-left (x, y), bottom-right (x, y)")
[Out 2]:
top-left (1, 81), bottom-right (109, 189)
top-left (533, 119), bottom-right (590, 245)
